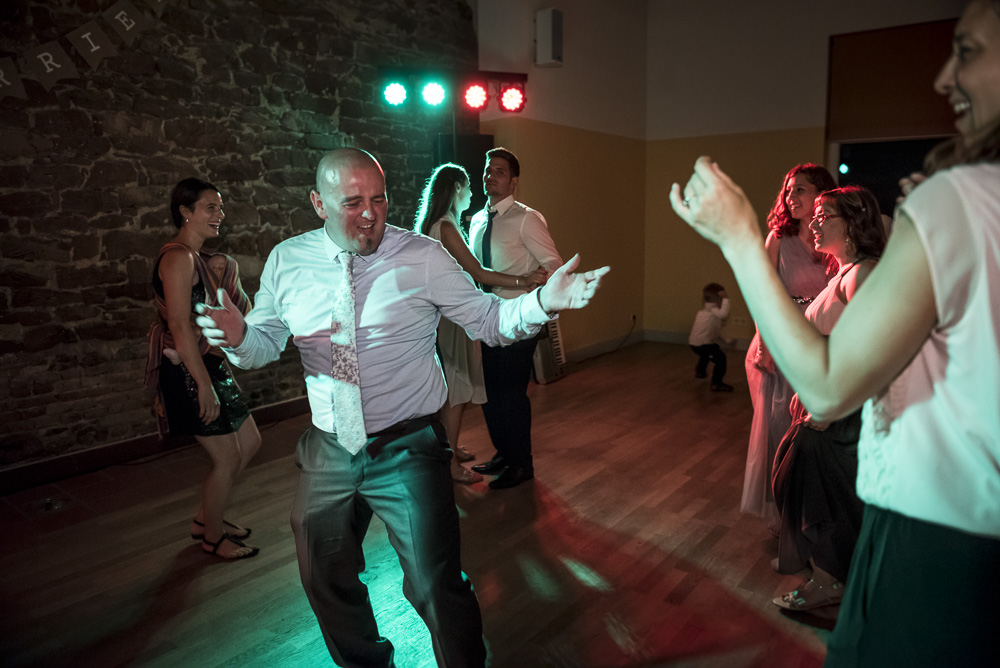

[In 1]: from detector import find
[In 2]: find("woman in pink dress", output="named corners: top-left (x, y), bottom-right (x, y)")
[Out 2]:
top-left (741, 164), bottom-right (837, 528)
top-left (770, 186), bottom-right (886, 610)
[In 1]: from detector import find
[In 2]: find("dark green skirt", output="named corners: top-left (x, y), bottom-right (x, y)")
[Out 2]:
top-left (825, 505), bottom-right (1000, 667)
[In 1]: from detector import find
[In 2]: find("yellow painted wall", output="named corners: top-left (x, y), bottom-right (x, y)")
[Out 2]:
top-left (474, 121), bottom-right (828, 357)
top-left (481, 117), bottom-right (646, 357)
top-left (644, 127), bottom-right (827, 342)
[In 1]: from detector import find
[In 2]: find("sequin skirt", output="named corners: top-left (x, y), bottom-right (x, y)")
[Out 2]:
top-left (159, 352), bottom-right (250, 437)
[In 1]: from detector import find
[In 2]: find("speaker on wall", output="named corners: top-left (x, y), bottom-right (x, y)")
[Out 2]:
top-left (535, 8), bottom-right (563, 68)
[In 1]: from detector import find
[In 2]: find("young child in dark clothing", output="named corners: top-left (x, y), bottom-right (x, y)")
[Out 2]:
top-left (689, 283), bottom-right (732, 391)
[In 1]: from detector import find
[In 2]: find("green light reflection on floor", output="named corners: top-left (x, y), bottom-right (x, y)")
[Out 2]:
top-left (560, 556), bottom-right (614, 592)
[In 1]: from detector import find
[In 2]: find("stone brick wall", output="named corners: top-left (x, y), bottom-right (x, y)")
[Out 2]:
top-left (0, 0), bottom-right (479, 468)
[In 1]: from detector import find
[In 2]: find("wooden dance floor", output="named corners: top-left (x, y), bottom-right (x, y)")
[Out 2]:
top-left (0, 342), bottom-right (831, 667)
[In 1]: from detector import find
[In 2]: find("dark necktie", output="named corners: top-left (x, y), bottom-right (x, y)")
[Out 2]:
top-left (480, 208), bottom-right (497, 293)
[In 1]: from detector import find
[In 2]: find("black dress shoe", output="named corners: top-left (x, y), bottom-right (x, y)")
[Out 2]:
top-left (488, 466), bottom-right (534, 489)
top-left (472, 457), bottom-right (506, 475)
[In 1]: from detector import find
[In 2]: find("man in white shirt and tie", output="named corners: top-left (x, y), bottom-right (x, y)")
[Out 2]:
top-left (469, 148), bottom-right (564, 489)
top-left (195, 148), bottom-right (607, 667)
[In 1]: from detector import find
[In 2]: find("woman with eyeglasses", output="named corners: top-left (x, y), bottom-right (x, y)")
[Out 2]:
top-left (741, 164), bottom-right (837, 531)
top-left (671, 1), bottom-right (1000, 662)
top-left (770, 186), bottom-right (886, 612)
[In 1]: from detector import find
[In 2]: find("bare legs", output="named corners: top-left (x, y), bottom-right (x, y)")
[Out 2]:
top-left (191, 417), bottom-right (263, 558)
top-left (440, 400), bottom-right (482, 484)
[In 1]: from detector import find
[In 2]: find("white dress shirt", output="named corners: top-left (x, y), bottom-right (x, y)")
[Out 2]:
top-left (688, 298), bottom-right (730, 346)
top-left (224, 225), bottom-right (552, 435)
top-left (469, 195), bottom-right (563, 299)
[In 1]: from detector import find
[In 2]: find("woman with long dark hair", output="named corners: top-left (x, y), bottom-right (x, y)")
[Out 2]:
top-left (146, 178), bottom-right (261, 559)
top-left (672, 2), bottom-right (1000, 661)
top-left (414, 163), bottom-right (546, 483)
top-left (741, 164), bottom-right (837, 528)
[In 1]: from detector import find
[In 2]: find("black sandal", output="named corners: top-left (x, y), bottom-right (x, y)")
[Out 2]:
top-left (201, 533), bottom-right (259, 560)
top-left (190, 518), bottom-right (251, 540)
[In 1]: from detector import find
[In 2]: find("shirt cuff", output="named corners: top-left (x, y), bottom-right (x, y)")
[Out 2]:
top-left (221, 324), bottom-right (256, 367)
top-left (527, 288), bottom-right (557, 322)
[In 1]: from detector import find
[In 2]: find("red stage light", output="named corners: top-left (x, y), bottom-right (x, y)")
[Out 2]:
top-left (463, 84), bottom-right (488, 110)
top-left (499, 84), bottom-right (525, 112)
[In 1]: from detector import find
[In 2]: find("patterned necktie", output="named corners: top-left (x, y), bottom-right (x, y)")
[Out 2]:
top-left (331, 251), bottom-right (367, 453)
top-left (479, 208), bottom-right (497, 293)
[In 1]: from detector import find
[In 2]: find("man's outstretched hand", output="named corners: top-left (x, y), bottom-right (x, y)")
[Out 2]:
top-left (537, 254), bottom-right (611, 312)
top-left (195, 288), bottom-right (246, 348)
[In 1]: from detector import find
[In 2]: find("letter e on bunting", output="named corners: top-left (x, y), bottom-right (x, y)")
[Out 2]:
top-left (67, 22), bottom-right (119, 71)
top-left (24, 42), bottom-right (81, 92)
top-left (0, 57), bottom-right (28, 101)
top-left (102, 0), bottom-right (151, 47)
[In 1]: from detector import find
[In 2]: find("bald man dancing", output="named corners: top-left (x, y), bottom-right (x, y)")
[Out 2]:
top-left (196, 148), bottom-right (609, 667)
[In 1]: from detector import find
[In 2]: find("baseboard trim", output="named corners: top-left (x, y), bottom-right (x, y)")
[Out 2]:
top-left (0, 396), bottom-right (310, 497)
top-left (565, 331), bottom-right (646, 363)
top-left (641, 330), bottom-right (689, 346)
top-left (643, 330), bottom-right (752, 351)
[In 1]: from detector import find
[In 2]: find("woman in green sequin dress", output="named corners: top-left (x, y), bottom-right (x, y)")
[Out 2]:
top-left (147, 178), bottom-right (261, 560)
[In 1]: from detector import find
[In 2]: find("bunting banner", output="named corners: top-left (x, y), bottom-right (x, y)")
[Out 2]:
top-left (0, 57), bottom-right (28, 101)
top-left (3, 0), bottom-right (162, 103)
top-left (24, 41), bottom-right (81, 92)
top-left (143, 0), bottom-right (168, 19)
top-left (67, 22), bottom-right (119, 71)
top-left (102, 0), bottom-right (152, 47)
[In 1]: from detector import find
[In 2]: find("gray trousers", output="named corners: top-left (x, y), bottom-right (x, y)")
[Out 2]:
top-left (291, 418), bottom-right (486, 668)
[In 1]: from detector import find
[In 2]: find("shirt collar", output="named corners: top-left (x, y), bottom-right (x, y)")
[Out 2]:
top-left (321, 224), bottom-right (393, 266)
top-left (488, 194), bottom-right (516, 216)
top-left (322, 226), bottom-right (346, 266)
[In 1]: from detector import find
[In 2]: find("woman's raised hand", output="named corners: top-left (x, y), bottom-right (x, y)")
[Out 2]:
top-left (897, 172), bottom-right (927, 204)
top-left (669, 156), bottom-right (762, 252)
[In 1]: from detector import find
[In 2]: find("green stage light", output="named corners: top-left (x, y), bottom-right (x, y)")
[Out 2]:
top-left (383, 82), bottom-right (407, 106)
top-left (421, 82), bottom-right (446, 106)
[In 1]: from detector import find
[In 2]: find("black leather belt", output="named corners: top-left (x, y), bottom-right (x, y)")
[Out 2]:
top-left (367, 412), bottom-right (440, 438)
